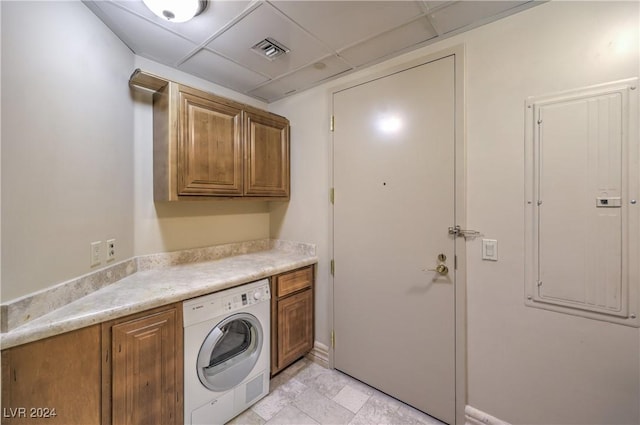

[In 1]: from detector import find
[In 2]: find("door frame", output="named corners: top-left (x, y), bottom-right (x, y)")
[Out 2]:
top-left (328, 45), bottom-right (467, 425)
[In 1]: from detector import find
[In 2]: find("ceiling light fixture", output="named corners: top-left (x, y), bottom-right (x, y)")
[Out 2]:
top-left (142, 0), bottom-right (207, 23)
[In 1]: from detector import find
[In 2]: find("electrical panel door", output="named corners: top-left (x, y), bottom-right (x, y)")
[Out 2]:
top-left (525, 79), bottom-right (639, 327)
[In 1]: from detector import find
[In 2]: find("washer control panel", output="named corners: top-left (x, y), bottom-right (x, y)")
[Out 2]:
top-left (224, 285), bottom-right (269, 311)
top-left (183, 279), bottom-right (270, 327)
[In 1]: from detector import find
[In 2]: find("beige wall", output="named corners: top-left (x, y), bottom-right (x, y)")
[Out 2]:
top-left (1, 1), bottom-right (135, 302)
top-left (270, 1), bottom-right (640, 424)
top-left (461, 3), bottom-right (638, 423)
top-left (269, 87), bottom-right (332, 345)
top-left (0, 5), bottom-right (272, 302)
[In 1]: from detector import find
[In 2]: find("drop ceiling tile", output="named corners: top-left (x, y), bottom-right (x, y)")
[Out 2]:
top-left (110, 0), bottom-right (254, 44)
top-left (272, 1), bottom-right (426, 51)
top-left (248, 55), bottom-right (352, 102)
top-left (89, 1), bottom-right (197, 64)
top-left (206, 3), bottom-right (332, 79)
top-left (339, 17), bottom-right (438, 67)
top-left (429, 1), bottom-right (529, 34)
top-left (84, 0), bottom-right (543, 102)
top-left (178, 49), bottom-right (268, 93)
top-left (423, 1), bottom-right (453, 12)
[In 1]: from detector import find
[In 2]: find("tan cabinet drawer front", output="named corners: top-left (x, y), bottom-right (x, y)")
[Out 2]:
top-left (276, 266), bottom-right (313, 297)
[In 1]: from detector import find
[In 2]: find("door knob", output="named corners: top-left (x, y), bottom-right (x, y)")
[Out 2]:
top-left (426, 264), bottom-right (449, 275)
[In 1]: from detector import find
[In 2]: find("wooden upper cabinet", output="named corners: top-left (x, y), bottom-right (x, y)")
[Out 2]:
top-left (178, 89), bottom-right (243, 196)
top-left (145, 73), bottom-right (290, 201)
top-left (245, 111), bottom-right (290, 197)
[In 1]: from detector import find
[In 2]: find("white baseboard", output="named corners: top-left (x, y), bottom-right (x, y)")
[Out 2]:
top-left (306, 341), bottom-right (329, 368)
top-left (465, 406), bottom-right (511, 425)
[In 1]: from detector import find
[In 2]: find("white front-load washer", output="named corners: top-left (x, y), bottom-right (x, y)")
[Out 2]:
top-left (183, 279), bottom-right (270, 425)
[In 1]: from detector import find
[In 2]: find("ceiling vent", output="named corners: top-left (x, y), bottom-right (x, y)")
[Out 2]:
top-left (251, 38), bottom-right (290, 61)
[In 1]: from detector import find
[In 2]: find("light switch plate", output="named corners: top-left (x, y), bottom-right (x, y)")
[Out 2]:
top-left (90, 241), bottom-right (102, 267)
top-left (482, 239), bottom-right (498, 261)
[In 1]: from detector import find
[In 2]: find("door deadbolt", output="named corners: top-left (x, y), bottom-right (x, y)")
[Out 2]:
top-left (437, 253), bottom-right (446, 262)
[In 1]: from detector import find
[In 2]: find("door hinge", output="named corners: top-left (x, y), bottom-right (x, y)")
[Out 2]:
top-left (330, 330), bottom-right (335, 348)
top-left (330, 188), bottom-right (335, 204)
top-left (330, 259), bottom-right (335, 276)
top-left (330, 115), bottom-right (335, 132)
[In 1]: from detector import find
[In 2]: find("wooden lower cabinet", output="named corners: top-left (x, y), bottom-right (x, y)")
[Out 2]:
top-left (271, 266), bottom-right (315, 375)
top-left (102, 304), bottom-right (183, 425)
top-left (1, 265), bottom-right (315, 423)
top-left (1, 303), bottom-right (183, 425)
top-left (1, 326), bottom-right (102, 425)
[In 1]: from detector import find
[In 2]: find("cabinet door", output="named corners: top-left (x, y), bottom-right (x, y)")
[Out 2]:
top-left (178, 89), bottom-right (243, 196)
top-left (1, 326), bottom-right (101, 425)
top-left (277, 289), bottom-right (314, 371)
top-left (244, 111), bottom-right (290, 197)
top-left (109, 308), bottom-right (182, 425)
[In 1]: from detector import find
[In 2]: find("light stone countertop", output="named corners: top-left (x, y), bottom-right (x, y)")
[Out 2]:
top-left (1, 246), bottom-right (317, 350)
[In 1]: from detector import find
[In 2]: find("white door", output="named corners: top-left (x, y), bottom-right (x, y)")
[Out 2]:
top-left (333, 55), bottom-right (456, 424)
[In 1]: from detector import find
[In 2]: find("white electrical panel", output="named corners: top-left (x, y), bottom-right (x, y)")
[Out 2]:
top-left (524, 79), bottom-right (639, 327)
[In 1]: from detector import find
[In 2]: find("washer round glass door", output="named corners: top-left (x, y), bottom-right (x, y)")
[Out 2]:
top-left (196, 312), bottom-right (263, 392)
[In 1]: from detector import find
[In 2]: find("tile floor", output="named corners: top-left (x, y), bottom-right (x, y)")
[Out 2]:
top-left (227, 358), bottom-right (446, 425)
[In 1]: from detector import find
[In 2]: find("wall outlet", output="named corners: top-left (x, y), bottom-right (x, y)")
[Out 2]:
top-left (90, 241), bottom-right (102, 267)
top-left (107, 239), bottom-right (116, 261)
